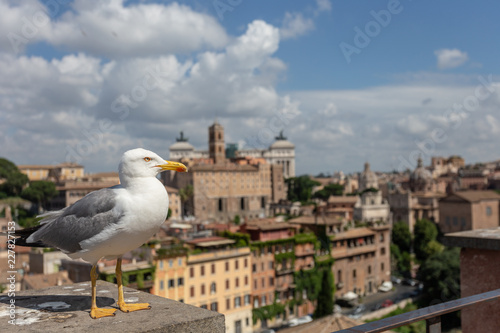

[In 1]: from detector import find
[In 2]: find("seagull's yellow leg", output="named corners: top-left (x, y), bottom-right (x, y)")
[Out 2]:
top-left (90, 264), bottom-right (117, 319)
top-left (116, 258), bottom-right (151, 313)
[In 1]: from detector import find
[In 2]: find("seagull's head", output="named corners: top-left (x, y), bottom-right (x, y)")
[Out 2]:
top-left (119, 148), bottom-right (188, 179)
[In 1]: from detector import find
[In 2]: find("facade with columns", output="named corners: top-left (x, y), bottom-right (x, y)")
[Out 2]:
top-left (353, 163), bottom-right (392, 224)
top-left (169, 126), bottom-right (295, 179)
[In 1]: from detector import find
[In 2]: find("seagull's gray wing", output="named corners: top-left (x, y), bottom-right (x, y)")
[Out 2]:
top-left (27, 187), bottom-right (124, 253)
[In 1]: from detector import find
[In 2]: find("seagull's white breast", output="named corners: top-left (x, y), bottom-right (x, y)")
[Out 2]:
top-left (75, 177), bottom-right (169, 263)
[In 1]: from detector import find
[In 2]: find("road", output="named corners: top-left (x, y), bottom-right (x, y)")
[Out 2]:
top-left (342, 284), bottom-right (418, 316)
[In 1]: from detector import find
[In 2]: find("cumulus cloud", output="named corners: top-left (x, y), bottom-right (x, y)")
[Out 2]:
top-left (0, 0), bottom-right (228, 57)
top-left (316, 0), bottom-right (332, 12)
top-left (280, 12), bottom-right (315, 40)
top-left (435, 48), bottom-right (469, 70)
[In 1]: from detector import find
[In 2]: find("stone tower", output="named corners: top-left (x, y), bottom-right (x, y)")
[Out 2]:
top-left (209, 120), bottom-right (225, 164)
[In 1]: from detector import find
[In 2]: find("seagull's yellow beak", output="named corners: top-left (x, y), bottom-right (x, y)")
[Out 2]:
top-left (156, 161), bottom-right (188, 172)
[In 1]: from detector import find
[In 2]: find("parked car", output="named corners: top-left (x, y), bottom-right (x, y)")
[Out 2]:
top-left (391, 276), bottom-right (402, 285)
top-left (353, 304), bottom-right (366, 315)
top-left (288, 315), bottom-right (312, 327)
top-left (381, 299), bottom-right (394, 308)
top-left (403, 278), bottom-right (417, 287)
top-left (378, 281), bottom-right (393, 292)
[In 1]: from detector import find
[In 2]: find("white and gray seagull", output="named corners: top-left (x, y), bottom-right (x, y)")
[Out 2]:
top-left (13, 148), bottom-right (187, 319)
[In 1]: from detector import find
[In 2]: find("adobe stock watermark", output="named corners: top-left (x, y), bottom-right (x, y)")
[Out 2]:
top-left (213, 0), bottom-right (243, 21)
top-left (397, 74), bottom-right (496, 172)
top-left (339, 0), bottom-right (407, 64)
top-left (243, 107), bottom-right (299, 150)
top-left (64, 63), bottom-right (173, 164)
top-left (7, 0), bottom-right (70, 54)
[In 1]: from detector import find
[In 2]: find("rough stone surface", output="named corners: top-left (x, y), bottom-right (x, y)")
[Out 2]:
top-left (0, 281), bottom-right (224, 332)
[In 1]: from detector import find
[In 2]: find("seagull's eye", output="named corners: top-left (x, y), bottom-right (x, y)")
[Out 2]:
top-left (144, 157), bottom-right (152, 162)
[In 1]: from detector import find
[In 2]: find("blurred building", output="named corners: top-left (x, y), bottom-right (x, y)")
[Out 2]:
top-left (164, 121), bottom-right (286, 222)
top-left (439, 190), bottom-right (500, 233)
top-left (18, 162), bottom-right (84, 181)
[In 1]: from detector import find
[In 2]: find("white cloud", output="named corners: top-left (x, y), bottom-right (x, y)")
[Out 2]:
top-left (435, 48), bottom-right (469, 70)
top-left (280, 12), bottom-right (315, 40)
top-left (316, 0), bottom-right (332, 13)
top-left (0, 0), bottom-right (228, 57)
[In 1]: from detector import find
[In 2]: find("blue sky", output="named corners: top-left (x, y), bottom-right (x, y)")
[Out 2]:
top-left (1, 0), bottom-right (499, 175)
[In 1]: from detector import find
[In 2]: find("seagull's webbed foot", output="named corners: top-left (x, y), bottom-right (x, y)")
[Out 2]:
top-left (118, 301), bottom-right (151, 313)
top-left (90, 307), bottom-right (117, 319)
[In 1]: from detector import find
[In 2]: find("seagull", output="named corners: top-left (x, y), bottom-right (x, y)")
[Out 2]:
top-left (12, 148), bottom-right (187, 319)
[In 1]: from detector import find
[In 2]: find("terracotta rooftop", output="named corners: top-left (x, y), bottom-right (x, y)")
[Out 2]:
top-left (278, 314), bottom-right (364, 333)
top-left (245, 222), bottom-right (294, 231)
top-left (22, 271), bottom-right (73, 290)
top-left (444, 190), bottom-right (500, 203)
top-left (331, 227), bottom-right (376, 240)
top-left (327, 195), bottom-right (358, 204)
top-left (186, 236), bottom-right (235, 247)
top-left (288, 215), bottom-right (344, 225)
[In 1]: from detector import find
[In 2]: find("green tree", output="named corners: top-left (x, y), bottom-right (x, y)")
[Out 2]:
top-left (178, 184), bottom-right (194, 216)
top-left (285, 175), bottom-right (320, 203)
top-left (413, 219), bottom-right (438, 262)
top-left (392, 221), bottom-right (412, 253)
top-left (21, 180), bottom-right (58, 211)
top-left (0, 158), bottom-right (29, 197)
top-left (313, 268), bottom-right (334, 318)
top-left (234, 214), bottom-right (241, 225)
top-left (312, 183), bottom-right (344, 201)
top-left (417, 247), bottom-right (461, 329)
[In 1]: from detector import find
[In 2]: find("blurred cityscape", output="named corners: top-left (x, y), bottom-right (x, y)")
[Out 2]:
top-left (1, 120), bottom-right (500, 332)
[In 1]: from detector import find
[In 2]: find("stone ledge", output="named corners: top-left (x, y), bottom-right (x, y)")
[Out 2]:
top-left (0, 281), bottom-right (224, 332)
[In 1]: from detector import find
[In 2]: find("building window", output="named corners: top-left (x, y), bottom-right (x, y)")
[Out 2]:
top-left (178, 258), bottom-right (182, 266)
top-left (261, 295), bottom-right (266, 306)
top-left (211, 282), bottom-right (216, 294)
top-left (169, 259), bottom-right (173, 267)
top-left (178, 278), bottom-right (184, 286)
top-left (252, 264), bottom-right (256, 272)
top-left (211, 264), bottom-right (215, 274)
top-left (381, 262), bottom-right (385, 271)
top-left (244, 276), bottom-right (248, 285)
top-left (368, 265), bottom-right (372, 275)
top-left (159, 261), bottom-right (164, 269)
top-left (226, 299), bottom-right (230, 310)
top-left (235, 277), bottom-right (239, 288)
top-left (486, 206), bottom-right (492, 216)
top-left (168, 279), bottom-right (175, 288)
top-left (254, 279), bottom-right (257, 289)
top-left (244, 294), bottom-right (250, 306)
top-left (380, 233), bottom-right (384, 242)
top-left (218, 198), bottom-right (223, 212)
top-left (225, 261), bottom-right (229, 272)
top-left (261, 197), bottom-right (266, 208)
top-left (235, 260), bottom-right (239, 270)
top-left (235, 296), bottom-right (241, 308)
top-left (381, 247), bottom-right (386, 255)
top-left (201, 265), bottom-right (205, 276)
top-left (190, 267), bottom-right (194, 278)
top-left (201, 284), bottom-right (205, 295)
top-left (160, 280), bottom-right (164, 290)
top-left (226, 279), bottom-right (230, 290)
top-left (269, 261), bottom-right (274, 269)
top-left (246, 317), bottom-right (250, 326)
top-left (353, 269), bottom-right (356, 278)
top-left (338, 270), bottom-right (342, 283)
top-left (210, 302), bottom-right (218, 312)
top-left (190, 287), bottom-right (194, 297)
top-left (269, 277), bottom-right (274, 286)
top-left (240, 198), bottom-right (245, 210)
top-left (200, 304), bottom-right (207, 309)
top-left (244, 258), bottom-right (248, 268)
top-left (262, 277), bottom-right (265, 288)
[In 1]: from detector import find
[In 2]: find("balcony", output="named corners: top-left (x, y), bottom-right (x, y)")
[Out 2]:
top-left (335, 288), bottom-right (500, 333)
top-left (0, 281), bottom-right (224, 332)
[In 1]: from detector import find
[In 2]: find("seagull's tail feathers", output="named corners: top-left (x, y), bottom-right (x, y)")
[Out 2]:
top-left (10, 225), bottom-right (51, 248)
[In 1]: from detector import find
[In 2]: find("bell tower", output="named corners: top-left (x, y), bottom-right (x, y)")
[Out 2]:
top-left (209, 120), bottom-right (225, 164)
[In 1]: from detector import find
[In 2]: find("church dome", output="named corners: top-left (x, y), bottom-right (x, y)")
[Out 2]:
top-left (359, 162), bottom-right (378, 191)
top-left (170, 131), bottom-right (194, 151)
top-left (410, 157), bottom-right (432, 181)
top-left (170, 141), bottom-right (194, 151)
top-left (270, 130), bottom-right (294, 149)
